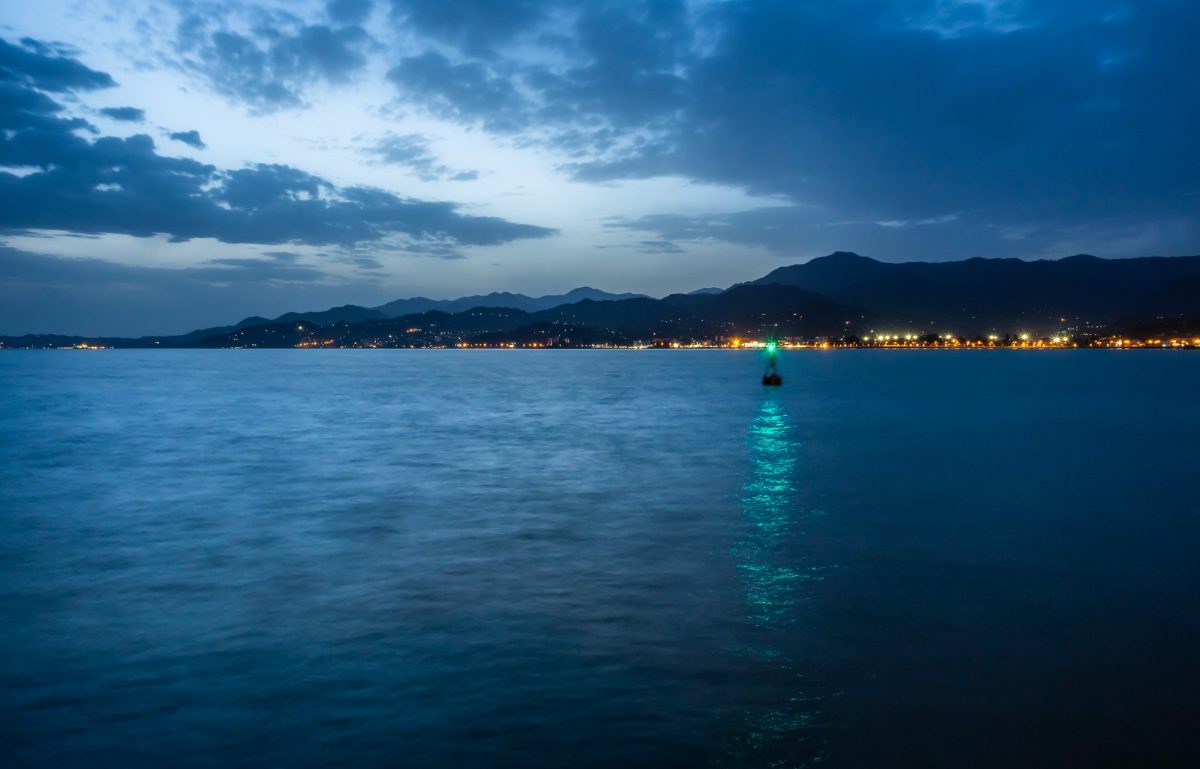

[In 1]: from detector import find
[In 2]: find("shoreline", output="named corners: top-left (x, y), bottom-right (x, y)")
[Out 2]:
top-left (5, 343), bottom-right (1197, 352)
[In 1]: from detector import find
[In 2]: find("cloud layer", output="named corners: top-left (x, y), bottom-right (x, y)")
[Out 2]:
top-left (0, 245), bottom-right (392, 336)
top-left (174, 5), bottom-right (374, 110)
top-left (0, 36), bottom-right (554, 252)
top-left (379, 0), bottom-right (1200, 257)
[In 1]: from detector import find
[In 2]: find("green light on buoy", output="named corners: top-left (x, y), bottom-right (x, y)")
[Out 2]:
top-left (762, 338), bottom-right (782, 385)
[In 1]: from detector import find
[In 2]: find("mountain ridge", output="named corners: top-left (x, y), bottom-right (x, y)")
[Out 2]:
top-left (4, 252), bottom-right (1199, 346)
top-left (745, 251), bottom-right (1200, 332)
top-left (372, 286), bottom-right (650, 319)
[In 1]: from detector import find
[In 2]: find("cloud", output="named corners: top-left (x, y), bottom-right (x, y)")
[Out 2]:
top-left (168, 129), bottom-right (206, 148)
top-left (0, 37), bottom-right (115, 91)
top-left (0, 244), bottom-right (393, 336)
top-left (327, 0), bottom-right (373, 26)
top-left (875, 214), bottom-right (960, 228)
top-left (383, 1), bottom-right (693, 130)
top-left (386, 52), bottom-right (529, 131)
top-left (0, 244), bottom-right (326, 288)
top-left (174, 8), bottom-right (372, 110)
top-left (202, 249), bottom-right (327, 282)
top-left (386, 0), bottom-right (551, 56)
top-left (595, 2), bottom-right (1198, 223)
top-left (99, 106), bottom-right (145, 122)
top-left (608, 204), bottom-right (1200, 263)
top-left (364, 133), bottom-right (477, 181)
top-left (635, 239), bottom-right (684, 255)
top-left (0, 35), bottom-right (555, 253)
top-left (380, 0), bottom-right (1200, 259)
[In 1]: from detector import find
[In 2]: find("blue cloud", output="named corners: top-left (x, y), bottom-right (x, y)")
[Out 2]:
top-left (168, 129), bottom-right (206, 148)
top-left (0, 37), bottom-right (115, 91)
top-left (386, 0), bottom-right (550, 55)
top-left (387, 52), bottom-right (529, 131)
top-left (175, 9), bottom-right (372, 110)
top-left (0, 36), bottom-right (556, 253)
top-left (382, 0), bottom-right (1200, 258)
top-left (0, 245), bottom-right (394, 336)
top-left (327, 0), bottom-right (373, 26)
top-left (365, 133), bottom-right (477, 181)
top-left (99, 106), bottom-right (145, 122)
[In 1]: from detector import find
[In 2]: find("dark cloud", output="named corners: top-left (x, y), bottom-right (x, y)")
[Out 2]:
top-left (609, 205), bottom-right (1200, 263)
top-left (383, 1), bottom-right (691, 137)
top-left (635, 239), bottom-right (684, 255)
top-left (383, 0), bottom-right (1200, 259)
top-left (0, 80), bottom-right (86, 140)
top-left (175, 9), bottom-right (371, 110)
top-left (365, 133), bottom-right (477, 181)
top-left (168, 129), bottom-right (206, 148)
top-left (383, 1), bottom-right (693, 130)
top-left (604, 1), bottom-right (1199, 241)
top-left (0, 36), bottom-right (555, 253)
top-left (271, 24), bottom-right (370, 82)
top-left (397, 240), bottom-right (467, 259)
top-left (0, 37), bottom-right (115, 92)
top-left (534, 1), bottom-right (692, 128)
top-left (387, 0), bottom-right (550, 55)
top-left (99, 106), bottom-right (145, 122)
top-left (203, 250), bottom-right (327, 282)
top-left (324, 249), bottom-right (386, 271)
top-left (327, 0), bottom-right (373, 26)
top-left (0, 245), bottom-right (326, 289)
top-left (219, 164), bottom-right (324, 210)
top-left (386, 52), bottom-right (528, 132)
top-left (0, 245), bottom-right (394, 336)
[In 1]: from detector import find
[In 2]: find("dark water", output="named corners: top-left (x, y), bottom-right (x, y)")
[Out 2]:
top-left (1, 350), bottom-right (1198, 768)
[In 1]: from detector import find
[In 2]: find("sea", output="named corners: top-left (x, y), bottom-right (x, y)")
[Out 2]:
top-left (1, 350), bottom-right (1198, 768)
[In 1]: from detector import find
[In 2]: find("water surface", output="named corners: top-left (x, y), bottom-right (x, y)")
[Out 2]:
top-left (1, 350), bottom-right (1197, 767)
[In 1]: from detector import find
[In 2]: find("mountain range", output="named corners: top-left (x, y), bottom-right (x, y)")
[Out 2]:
top-left (747, 251), bottom-right (1200, 332)
top-left (4, 252), bottom-right (1198, 348)
top-left (204, 287), bottom-right (650, 331)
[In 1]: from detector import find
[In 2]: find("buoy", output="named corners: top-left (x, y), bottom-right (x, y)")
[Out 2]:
top-left (762, 340), bottom-right (782, 386)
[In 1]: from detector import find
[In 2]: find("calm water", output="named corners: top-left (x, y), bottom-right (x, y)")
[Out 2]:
top-left (1, 350), bottom-right (1198, 768)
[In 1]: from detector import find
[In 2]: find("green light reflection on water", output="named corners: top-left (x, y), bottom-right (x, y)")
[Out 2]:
top-left (725, 396), bottom-right (828, 768)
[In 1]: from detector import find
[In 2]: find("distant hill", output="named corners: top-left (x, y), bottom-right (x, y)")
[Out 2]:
top-left (374, 287), bottom-right (649, 317)
top-left (271, 305), bottom-right (388, 326)
top-left (5, 252), bottom-right (1200, 348)
top-left (178, 284), bottom-right (868, 348)
top-left (747, 251), bottom-right (1200, 333)
top-left (533, 283), bottom-right (867, 338)
top-left (205, 289), bottom-right (647, 339)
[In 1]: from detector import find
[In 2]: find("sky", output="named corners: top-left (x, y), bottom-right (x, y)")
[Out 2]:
top-left (2, 0), bottom-right (1198, 335)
